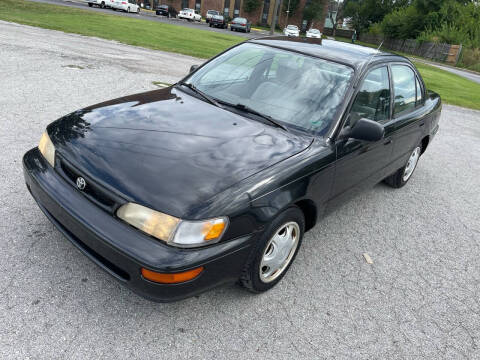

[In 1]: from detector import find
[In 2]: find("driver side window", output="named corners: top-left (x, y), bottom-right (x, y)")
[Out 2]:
top-left (349, 66), bottom-right (391, 126)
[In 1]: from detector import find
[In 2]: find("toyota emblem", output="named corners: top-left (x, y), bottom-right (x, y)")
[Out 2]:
top-left (76, 177), bottom-right (86, 190)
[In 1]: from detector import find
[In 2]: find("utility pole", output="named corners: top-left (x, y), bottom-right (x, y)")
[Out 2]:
top-left (285, 0), bottom-right (291, 26)
top-left (270, 0), bottom-right (283, 35)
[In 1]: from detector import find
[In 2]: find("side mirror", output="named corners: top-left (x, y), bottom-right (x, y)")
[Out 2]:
top-left (341, 118), bottom-right (384, 142)
top-left (189, 65), bottom-right (199, 73)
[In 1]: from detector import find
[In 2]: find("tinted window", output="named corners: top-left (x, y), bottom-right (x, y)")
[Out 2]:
top-left (392, 65), bottom-right (416, 115)
top-left (350, 66), bottom-right (390, 123)
top-left (187, 43), bottom-right (353, 135)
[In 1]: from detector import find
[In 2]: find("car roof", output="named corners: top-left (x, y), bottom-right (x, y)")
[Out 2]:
top-left (248, 37), bottom-right (408, 69)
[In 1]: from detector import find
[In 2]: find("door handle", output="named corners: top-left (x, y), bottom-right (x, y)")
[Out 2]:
top-left (419, 122), bottom-right (425, 127)
top-left (383, 138), bottom-right (392, 145)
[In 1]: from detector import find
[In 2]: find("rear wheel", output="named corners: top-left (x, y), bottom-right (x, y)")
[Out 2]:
top-left (88, 3), bottom-right (93, 7)
top-left (240, 206), bottom-right (304, 293)
top-left (384, 144), bottom-right (422, 188)
top-left (127, 6), bottom-right (130, 12)
top-left (100, 1), bottom-right (105, 8)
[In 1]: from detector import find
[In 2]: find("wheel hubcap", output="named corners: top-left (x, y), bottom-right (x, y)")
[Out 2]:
top-left (260, 222), bottom-right (300, 283)
top-left (403, 146), bottom-right (421, 181)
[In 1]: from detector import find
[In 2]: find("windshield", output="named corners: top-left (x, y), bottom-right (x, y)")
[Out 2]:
top-left (310, 29), bottom-right (320, 33)
top-left (185, 43), bottom-right (353, 135)
top-left (287, 25), bottom-right (298, 30)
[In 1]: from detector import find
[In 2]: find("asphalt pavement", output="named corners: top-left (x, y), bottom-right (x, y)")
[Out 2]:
top-left (414, 58), bottom-right (480, 84)
top-left (1, 21), bottom-right (480, 359)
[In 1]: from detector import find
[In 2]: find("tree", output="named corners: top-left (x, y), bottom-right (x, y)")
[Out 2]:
top-left (283, 0), bottom-right (301, 18)
top-left (303, 0), bottom-right (326, 23)
top-left (327, 0), bottom-right (343, 36)
top-left (343, 0), bottom-right (397, 33)
top-left (243, 0), bottom-right (261, 13)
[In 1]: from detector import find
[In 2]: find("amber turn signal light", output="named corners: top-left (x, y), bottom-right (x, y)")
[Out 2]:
top-left (141, 267), bottom-right (204, 284)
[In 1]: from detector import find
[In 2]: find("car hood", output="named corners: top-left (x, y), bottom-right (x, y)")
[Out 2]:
top-left (48, 87), bottom-right (312, 218)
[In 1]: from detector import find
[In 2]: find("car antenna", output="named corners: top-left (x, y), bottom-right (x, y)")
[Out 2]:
top-left (363, 40), bottom-right (384, 71)
top-left (356, 40), bottom-right (384, 87)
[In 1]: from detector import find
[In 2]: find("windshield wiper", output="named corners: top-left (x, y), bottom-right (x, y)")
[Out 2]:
top-left (220, 102), bottom-right (288, 132)
top-left (178, 82), bottom-right (223, 108)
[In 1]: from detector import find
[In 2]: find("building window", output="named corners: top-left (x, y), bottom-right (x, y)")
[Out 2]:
top-left (261, 0), bottom-right (270, 24)
top-left (195, 0), bottom-right (201, 11)
top-left (182, 0), bottom-right (188, 9)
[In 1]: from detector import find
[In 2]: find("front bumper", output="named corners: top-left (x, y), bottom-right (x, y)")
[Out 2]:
top-left (23, 148), bottom-right (254, 302)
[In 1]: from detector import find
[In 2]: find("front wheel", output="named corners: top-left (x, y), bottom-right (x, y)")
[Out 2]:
top-left (240, 206), bottom-right (304, 293)
top-left (384, 144), bottom-right (422, 188)
top-left (100, 1), bottom-right (105, 8)
top-left (88, 3), bottom-right (93, 7)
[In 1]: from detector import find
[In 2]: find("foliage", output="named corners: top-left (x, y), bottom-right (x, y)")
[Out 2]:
top-left (367, 22), bottom-right (382, 35)
top-left (303, 0), bottom-right (326, 22)
top-left (343, 0), bottom-right (397, 33)
top-left (380, 5), bottom-right (425, 39)
top-left (375, 0), bottom-right (480, 49)
top-left (417, 1), bottom-right (480, 48)
top-left (283, 0), bottom-right (301, 18)
top-left (243, 0), bottom-right (261, 13)
top-left (458, 48), bottom-right (480, 72)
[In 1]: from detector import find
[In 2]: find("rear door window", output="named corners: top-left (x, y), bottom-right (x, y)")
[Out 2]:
top-left (392, 65), bottom-right (416, 115)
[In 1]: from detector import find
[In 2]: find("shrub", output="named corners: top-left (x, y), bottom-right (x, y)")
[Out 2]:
top-left (458, 48), bottom-right (480, 72)
top-left (380, 5), bottom-right (425, 40)
top-left (368, 22), bottom-right (382, 36)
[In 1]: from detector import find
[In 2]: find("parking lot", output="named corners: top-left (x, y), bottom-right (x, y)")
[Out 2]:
top-left (1, 21), bottom-right (479, 359)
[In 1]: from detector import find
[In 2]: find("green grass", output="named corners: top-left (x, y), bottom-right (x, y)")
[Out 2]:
top-left (0, 0), bottom-right (243, 58)
top-left (413, 62), bottom-right (480, 110)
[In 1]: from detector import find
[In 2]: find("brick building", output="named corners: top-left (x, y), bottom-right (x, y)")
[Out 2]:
top-left (145, 0), bottom-right (328, 31)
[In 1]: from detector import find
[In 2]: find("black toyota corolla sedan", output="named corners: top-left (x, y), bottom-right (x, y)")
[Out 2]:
top-left (23, 37), bottom-right (441, 302)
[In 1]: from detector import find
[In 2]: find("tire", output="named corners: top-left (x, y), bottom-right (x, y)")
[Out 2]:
top-left (240, 206), bottom-right (305, 293)
top-left (230, 27), bottom-right (233, 31)
top-left (100, 1), bottom-right (105, 8)
top-left (127, 6), bottom-right (130, 13)
top-left (384, 143), bottom-right (422, 188)
top-left (88, 3), bottom-right (93, 7)
top-left (209, 23), bottom-right (212, 27)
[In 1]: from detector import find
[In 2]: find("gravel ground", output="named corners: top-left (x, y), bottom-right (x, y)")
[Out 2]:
top-left (1, 21), bottom-right (480, 359)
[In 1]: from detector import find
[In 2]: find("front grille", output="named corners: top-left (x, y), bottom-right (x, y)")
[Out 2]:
top-left (57, 156), bottom-right (123, 214)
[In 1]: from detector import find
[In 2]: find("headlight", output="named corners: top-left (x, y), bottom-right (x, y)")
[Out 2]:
top-left (38, 131), bottom-right (55, 167)
top-left (116, 203), bottom-right (228, 248)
